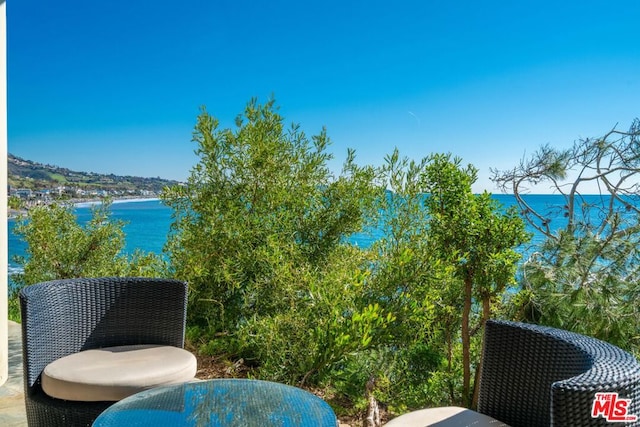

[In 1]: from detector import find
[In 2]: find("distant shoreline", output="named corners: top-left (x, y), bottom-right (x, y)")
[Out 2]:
top-left (8, 196), bottom-right (162, 220)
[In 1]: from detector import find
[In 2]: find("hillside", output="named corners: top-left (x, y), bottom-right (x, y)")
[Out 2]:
top-left (8, 153), bottom-right (180, 195)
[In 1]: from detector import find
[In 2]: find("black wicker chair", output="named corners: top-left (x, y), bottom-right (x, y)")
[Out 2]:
top-left (19, 277), bottom-right (189, 427)
top-left (386, 320), bottom-right (640, 426)
top-left (477, 320), bottom-right (640, 426)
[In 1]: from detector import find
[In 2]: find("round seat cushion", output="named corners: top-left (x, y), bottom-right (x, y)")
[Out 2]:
top-left (384, 406), bottom-right (509, 426)
top-left (42, 344), bottom-right (197, 402)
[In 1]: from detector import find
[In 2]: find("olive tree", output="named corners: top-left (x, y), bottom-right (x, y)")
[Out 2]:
top-left (12, 202), bottom-right (166, 287)
top-left (353, 150), bottom-right (451, 413)
top-left (9, 201), bottom-right (166, 320)
top-left (162, 99), bottom-right (391, 385)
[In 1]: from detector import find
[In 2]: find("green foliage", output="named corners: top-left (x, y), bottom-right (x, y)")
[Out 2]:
top-left (424, 155), bottom-right (528, 293)
top-left (420, 153), bottom-right (530, 407)
top-left (297, 150), bottom-right (446, 414)
top-left (232, 246), bottom-right (396, 385)
top-left (162, 98), bottom-right (385, 385)
top-left (371, 150), bottom-right (443, 346)
top-left (494, 120), bottom-right (640, 357)
top-left (322, 345), bottom-right (443, 417)
top-left (7, 290), bottom-right (21, 322)
top-left (8, 195), bottom-right (23, 211)
top-left (10, 201), bottom-right (167, 288)
top-left (330, 150), bottom-right (529, 412)
top-left (7, 98), bottom-right (535, 418)
top-left (161, 98), bottom-right (528, 414)
top-left (510, 226), bottom-right (640, 356)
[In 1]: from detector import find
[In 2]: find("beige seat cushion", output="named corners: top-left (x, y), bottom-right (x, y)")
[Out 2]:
top-left (42, 344), bottom-right (197, 402)
top-left (384, 406), bottom-right (509, 426)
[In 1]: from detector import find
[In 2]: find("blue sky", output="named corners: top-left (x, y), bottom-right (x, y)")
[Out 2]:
top-left (7, 0), bottom-right (640, 192)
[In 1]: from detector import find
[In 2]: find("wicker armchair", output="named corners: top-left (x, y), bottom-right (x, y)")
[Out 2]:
top-left (478, 320), bottom-right (640, 426)
top-left (386, 320), bottom-right (640, 426)
top-left (19, 277), bottom-right (190, 427)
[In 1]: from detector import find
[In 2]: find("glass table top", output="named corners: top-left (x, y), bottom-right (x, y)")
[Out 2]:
top-left (92, 378), bottom-right (338, 427)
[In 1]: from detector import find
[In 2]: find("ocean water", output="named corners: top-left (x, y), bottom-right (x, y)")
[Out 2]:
top-left (8, 194), bottom-right (632, 280)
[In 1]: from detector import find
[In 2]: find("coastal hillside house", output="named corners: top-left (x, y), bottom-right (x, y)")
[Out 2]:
top-left (34, 190), bottom-right (52, 201)
top-left (81, 188), bottom-right (110, 198)
top-left (12, 188), bottom-right (33, 199)
top-left (9, 187), bottom-right (51, 200)
top-left (9, 184), bottom-right (159, 204)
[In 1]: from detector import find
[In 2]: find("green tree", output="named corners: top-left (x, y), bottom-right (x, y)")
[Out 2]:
top-left (372, 150), bottom-right (442, 347)
top-left (8, 195), bottom-right (23, 211)
top-left (422, 153), bottom-right (529, 407)
top-left (9, 201), bottom-right (166, 320)
top-left (492, 119), bottom-right (640, 356)
top-left (11, 202), bottom-right (166, 286)
top-left (162, 99), bottom-right (389, 385)
top-left (340, 151), bottom-right (528, 413)
top-left (359, 150), bottom-right (453, 412)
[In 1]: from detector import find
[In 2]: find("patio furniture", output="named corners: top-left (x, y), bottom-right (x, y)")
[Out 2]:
top-left (385, 320), bottom-right (640, 426)
top-left (91, 378), bottom-right (339, 427)
top-left (20, 277), bottom-right (196, 427)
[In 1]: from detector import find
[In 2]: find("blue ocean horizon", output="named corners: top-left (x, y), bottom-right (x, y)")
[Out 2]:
top-left (7, 194), bottom-right (616, 281)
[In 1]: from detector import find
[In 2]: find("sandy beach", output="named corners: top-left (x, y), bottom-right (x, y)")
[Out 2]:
top-left (8, 197), bottom-right (162, 219)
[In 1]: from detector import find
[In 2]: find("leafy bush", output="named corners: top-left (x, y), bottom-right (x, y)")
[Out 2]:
top-left (8, 201), bottom-right (167, 321)
top-left (162, 99), bottom-right (388, 385)
top-left (10, 98), bottom-right (532, 418)
top-left (161, 99), bottom-right (530, 417)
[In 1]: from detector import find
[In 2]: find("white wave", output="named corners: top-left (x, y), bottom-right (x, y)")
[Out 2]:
top-left (75, 198), bottom-right (161, 208)
top-left (8, 265), bottom-right (24, 275)
top-left (74, 201), bottom-right (103, 208)
top-left (112, 198), bottom-right (161, 205)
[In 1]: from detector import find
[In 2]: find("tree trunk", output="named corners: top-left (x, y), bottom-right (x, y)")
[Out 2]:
top-left (364, 376), bottom-right (381, 427)
top-left (472, 295), bottom-right (491, 409)
top-left (364, 395), bottom-right (381, 427)
top-left (462, 275), bottom-right (472, 407)
top-left (446, 327), bottom-right (455, 402)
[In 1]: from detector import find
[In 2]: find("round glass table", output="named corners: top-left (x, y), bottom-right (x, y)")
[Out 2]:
top-left (92, 379), bottom-right (338, 427)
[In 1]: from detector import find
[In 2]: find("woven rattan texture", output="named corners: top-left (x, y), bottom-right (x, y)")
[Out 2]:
top-left (477, 320), bottom-right (640, 427)
top-left (19, 277), bottom-right (188, 427)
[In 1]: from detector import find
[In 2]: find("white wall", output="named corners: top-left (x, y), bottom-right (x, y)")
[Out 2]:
top-left (0, 0), bottom-right (8, 387)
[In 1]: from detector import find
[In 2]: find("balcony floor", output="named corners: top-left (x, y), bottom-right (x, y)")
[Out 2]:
top-left (0, 321), bottom-right (26, 426)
